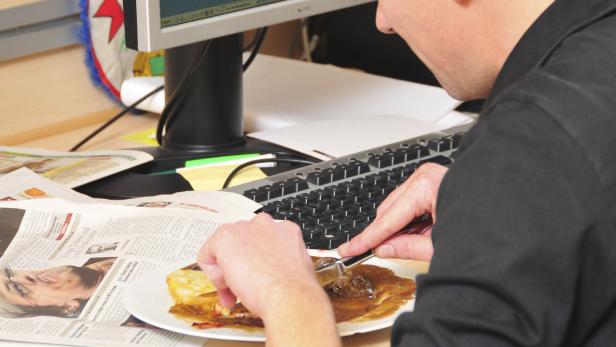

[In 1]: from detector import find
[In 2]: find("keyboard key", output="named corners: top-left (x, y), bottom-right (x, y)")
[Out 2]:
top-left (307, 171), bottom-right (333, 185)
top-left (358, 162), bottom-right (371, 174)
top-left (261, 203), bottom-right (279, 215)
top-left (282, 178), bottom-right (309, 194)
top-left (428, 138), bottom-right (453, 152)
top-left (392, 151), bottom-right (406, 165)
top-left (243, 189), bottom-right (258, 201)
top-left (348, 161), bottom-right (371, 175)
top-left (368, 154), bottom-right (384, 168)
top-left (309, 190), bottom-right (324, 201)
top-left (253, 188), bottom-right (269, 202)
top-left (452, 132), bottom-right (466, 148)
top-left (332, 166), bottom-right (346, 181)
top-left (263, 185), bottom-right (282, 199)
top-left (412, 144), bottom-right (431, 158)
top-left (381, 153), bottom-right (395, 167)
top-left (420, 155), bottom-right (453, 166)
top-left (322, 168), bottom-right (335, 182)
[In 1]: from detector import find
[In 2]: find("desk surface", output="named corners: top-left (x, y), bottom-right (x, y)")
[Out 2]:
top-left (5, 43), bottom-right (430, 347)
top-left (0, 0), bottom-right (41, 11)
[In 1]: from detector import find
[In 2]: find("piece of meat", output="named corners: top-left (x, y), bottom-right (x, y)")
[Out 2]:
top-left (324, 271), bottom-right (375, 299)
top-left (313, 257), bottom-right (337, 269)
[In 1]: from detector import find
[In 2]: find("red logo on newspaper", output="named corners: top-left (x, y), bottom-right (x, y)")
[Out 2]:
top-left (56, 214), bottom-right (73, 241)
top-left (94, 0), bottom-right (125, 43)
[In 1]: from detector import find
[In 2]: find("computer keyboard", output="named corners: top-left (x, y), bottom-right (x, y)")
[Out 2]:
top-left (225, 123), bottom-right (473, 250)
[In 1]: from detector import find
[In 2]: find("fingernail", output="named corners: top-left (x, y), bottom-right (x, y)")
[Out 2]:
top-left (375, 245), bottom-right (395, 258)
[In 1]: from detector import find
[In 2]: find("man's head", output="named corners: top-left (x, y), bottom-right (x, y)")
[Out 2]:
top-left (376, 0), bottom-right (555, 100)
top-left (0, 265), bottom-right (102, 317)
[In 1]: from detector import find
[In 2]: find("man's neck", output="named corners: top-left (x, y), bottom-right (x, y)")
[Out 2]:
top-left (488, 0), bottom-right (556, 77)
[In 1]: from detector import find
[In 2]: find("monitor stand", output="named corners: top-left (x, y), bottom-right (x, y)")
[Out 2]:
top-left (77, 35), bottom-right (315, 199)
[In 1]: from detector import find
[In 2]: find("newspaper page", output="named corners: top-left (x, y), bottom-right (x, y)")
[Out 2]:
top-left (0, 147), bottom-right (153, 188)
top-left (0, 198), bottom-right (251, 347)
top-left (0, 169), bottom-right (262, 219)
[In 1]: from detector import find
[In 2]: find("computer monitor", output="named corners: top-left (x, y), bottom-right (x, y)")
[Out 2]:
top-left (124, 0), bottom-right (374, 154)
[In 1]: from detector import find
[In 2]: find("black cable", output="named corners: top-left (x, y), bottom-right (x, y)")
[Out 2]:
top-left (70, 85), bottom-right (164, 152)
top-left (243, 28), bottom-right (263, 52)
top-left (156, 40), bottom-right (213, 145)
top-left (222, 158), bottom-right (317, 189)
top-left (243, 27), bottom-right (268, 72)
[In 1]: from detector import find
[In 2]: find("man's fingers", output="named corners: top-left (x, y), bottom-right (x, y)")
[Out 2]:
top-left (197, 240), bottom-right (216, 268)
top-left (217, 288), bottom-right (237, 308)
top-left (338, 199), bottom-right (421, 257)
top-left (379, 163), bottom-right (448, 217)
top-left (376, 179), bottom-right (413, 216)
top-left (253, 212), bottom-right (275, 225)
top-left (200, 264), bottom-right (229, 291)
top-left (374, 234), bottom-right (434, 261)
top-left (200, 264), bottom-right (239, 308)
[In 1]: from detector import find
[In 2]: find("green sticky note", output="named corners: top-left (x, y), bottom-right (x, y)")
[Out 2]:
top-left (149, 56), bottom-right (165, 76)
top-left (184, 153), bottom-right (260, 168)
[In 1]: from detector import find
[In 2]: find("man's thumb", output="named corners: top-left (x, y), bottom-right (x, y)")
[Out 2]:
top-left (374, 235), bottom-right (433, 261)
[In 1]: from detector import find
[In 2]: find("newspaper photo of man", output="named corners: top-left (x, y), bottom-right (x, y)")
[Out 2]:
top-left (0, 258), bottom-right (115, 318)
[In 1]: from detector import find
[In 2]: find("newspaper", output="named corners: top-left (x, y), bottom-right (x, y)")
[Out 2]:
top-left (0, 168), bottom-right (262, 219)
top-left (0, 198), bottom-right (254, 347)
top-left (0, 147), bottom-right (154, 188)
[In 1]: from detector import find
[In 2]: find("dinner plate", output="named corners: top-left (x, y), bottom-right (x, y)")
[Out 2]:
top-left (123, 251), bottom-right (417, 342)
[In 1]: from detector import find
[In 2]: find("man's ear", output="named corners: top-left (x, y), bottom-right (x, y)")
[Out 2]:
top-left (62, 300), bottom-right (81, 318)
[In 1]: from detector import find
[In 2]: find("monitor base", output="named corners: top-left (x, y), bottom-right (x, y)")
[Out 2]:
top-left (76, 138), bottom-right (316, 199)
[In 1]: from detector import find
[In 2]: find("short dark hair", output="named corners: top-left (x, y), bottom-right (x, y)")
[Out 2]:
top-left (66, 265), bottom-right (101, 289)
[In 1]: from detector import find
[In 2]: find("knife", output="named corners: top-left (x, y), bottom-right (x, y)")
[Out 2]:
top-left (314, 214), bottom-right (433, 286)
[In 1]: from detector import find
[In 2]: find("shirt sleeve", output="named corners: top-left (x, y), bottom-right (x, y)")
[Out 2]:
top-left (392, 99), bottom-right (607, 347)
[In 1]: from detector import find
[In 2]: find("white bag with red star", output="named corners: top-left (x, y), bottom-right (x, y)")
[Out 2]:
top-left (81, 0), bottom-right (138, 100)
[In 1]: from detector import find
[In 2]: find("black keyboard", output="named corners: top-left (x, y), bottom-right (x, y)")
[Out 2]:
top-left (225, 123), bottom-right (472, 250)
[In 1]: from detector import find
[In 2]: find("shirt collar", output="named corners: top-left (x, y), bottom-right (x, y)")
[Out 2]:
top-left (487, 0), bottom-right (616, 106)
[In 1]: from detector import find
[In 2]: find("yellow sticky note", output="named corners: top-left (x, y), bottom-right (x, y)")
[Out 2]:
top-left (179, 164), bottom-right (267, 191)
top-left (122, 128), bottom-right (158, 147)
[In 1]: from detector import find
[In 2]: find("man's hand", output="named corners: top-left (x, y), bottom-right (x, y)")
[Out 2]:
top-left (338, 163), bottom-right (448, 261)
top-left (197, 213), bottom-right (341, 346)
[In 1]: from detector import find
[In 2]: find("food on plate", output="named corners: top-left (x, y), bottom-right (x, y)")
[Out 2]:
top-left (167, 258), bottom-right (416, 330)
top-left (167, 269), bottom-right (217, 308)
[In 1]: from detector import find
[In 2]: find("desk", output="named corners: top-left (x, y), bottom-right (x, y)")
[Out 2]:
top-left (4, 43), bottom-right (430, 347)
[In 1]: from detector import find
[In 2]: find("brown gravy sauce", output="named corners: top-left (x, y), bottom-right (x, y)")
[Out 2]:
top-left (169, 260), bottom-right (416, 330)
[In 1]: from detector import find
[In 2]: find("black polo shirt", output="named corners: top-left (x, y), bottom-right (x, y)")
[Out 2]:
top-left (392, 0), bottom-right (616, 346)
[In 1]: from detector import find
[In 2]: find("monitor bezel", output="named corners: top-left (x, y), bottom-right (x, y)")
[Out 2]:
top-left (128, 0), bottom-right (374, 51)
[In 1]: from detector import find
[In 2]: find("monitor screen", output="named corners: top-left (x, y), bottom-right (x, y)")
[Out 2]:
top-left (125, 0), bottom-right (374, 51)
top-left (160, 0), bottom-right (286, 28)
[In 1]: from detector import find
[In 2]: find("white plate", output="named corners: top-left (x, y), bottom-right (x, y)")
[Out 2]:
top-left (123, 254), bottom-right (417, 342)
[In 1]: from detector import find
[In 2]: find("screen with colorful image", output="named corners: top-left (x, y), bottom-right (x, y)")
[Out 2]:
top-left (160, 0), bottom-right (286, 28)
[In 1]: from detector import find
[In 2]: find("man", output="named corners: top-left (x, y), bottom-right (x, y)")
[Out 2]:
top-left (199, 0), bottom-right (616, 345)
top-left (0, 258), bottom-right (114, 318)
